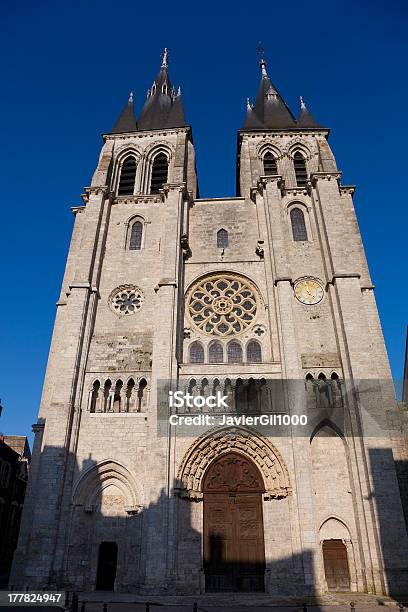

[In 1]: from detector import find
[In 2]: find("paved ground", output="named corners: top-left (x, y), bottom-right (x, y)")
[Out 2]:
top-left (0, 592), bottom-right (407, 612)
top-left (70, 592), bottom-right (408, 612)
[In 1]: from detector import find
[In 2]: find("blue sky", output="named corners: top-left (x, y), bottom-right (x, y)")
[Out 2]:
top-left (1, 0), bottom-right (407, 441)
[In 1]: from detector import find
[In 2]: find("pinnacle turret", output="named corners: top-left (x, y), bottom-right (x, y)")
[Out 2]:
top-left (297, 96), bottom-right (321, 128)
top-left (111, 91), bottom-right (138, 134)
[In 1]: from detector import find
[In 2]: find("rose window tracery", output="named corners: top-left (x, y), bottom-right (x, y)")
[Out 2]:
top-left (109, 285), bottom-right (144, 315)
top-left (186, 273), bottom-right (258, 336)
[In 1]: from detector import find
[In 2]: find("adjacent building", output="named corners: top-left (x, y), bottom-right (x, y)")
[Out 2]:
top-left (0, 435), bottom-right (30, 582)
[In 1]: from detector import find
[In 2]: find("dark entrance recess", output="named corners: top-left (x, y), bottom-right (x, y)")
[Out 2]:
top-left (95, 541), bottom-right (118, 590)
top-left (322, 539), bottom-right (351, 591)
top-left (203, 452), bottom-right (266, 592)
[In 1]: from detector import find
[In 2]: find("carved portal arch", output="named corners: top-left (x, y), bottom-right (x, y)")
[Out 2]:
top-left (72, 459), bottom-right (143, 514)
top-left (176, 427), bottom-right (291, 501)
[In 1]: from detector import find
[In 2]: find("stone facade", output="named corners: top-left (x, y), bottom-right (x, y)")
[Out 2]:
top-left (10, 54), bottom-right (408, 596)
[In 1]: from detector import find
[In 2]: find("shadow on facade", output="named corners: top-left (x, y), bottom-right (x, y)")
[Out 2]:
top-left (10, 443), bottom-right (321, 598)
top-left (368, 449), bottom-right (408, 596)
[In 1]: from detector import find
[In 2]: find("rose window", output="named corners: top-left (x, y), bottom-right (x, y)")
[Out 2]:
top-left (187, 273), bottom-right (258, 336)
top-left (109, 285), bottom-right (144, 315)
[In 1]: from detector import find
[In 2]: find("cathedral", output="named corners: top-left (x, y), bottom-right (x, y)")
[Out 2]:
top-left (11, 50), bottom-right (408, 596)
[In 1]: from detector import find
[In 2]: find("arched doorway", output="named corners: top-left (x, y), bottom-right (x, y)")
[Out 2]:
top-left (322, 539), bottom-right (350, 591)
top-left (95, 541), bottom-right (118, 590)
top-left (203, 452), bottom-right (265, 592)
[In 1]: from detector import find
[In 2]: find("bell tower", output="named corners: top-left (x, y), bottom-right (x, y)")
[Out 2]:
top-left (10, 49), bottom-right (197, 590)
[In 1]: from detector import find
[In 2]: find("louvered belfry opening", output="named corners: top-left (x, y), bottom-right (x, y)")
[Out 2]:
top-left (293, 151), bottom-right (308, 186)
top-left (150, 153), bottom-right (168, 193)
top-left (290, 207), bottom-right (308, 241)
top-left (118, 156), bottom-right (137, 195)
top-left (263, 152), bottom-right (277, 175)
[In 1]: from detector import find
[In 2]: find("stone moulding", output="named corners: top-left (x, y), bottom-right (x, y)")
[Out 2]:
top-left (176, 426), bottom-right (291, 502)
top-left (72, 459), bottom-right (143, 511)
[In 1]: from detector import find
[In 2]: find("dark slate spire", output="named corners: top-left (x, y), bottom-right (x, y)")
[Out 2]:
top-left (111, 92), bottom-right (138, 133)
top-left (138, 49), bottom-right (187, 131)
top-left (297, 96), bottom-right (321, 128)
top-left (243, 56), bottom-right (296, 129)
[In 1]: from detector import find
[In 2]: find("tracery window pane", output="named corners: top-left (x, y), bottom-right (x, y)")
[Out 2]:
top-left (227, 341), bottom-right (243, 363)
top-left (150, 153), bottom-right (168, 194)
top-left (217, 229), bottom-right (229, 248)
top-left (263, 152), bottom-right (277, 175)
top-left (209, 342), bottom-right (224, 363)
top-left (130, 221), bottom-right (143, 250)
top-left (290, 208), bottom-right (308, 241)
top-left (247, 340), bottom-right (262, 363)
top-left (189, 341), bottom-right (204, 364)
top-left (118, 156), bottom-right (136, 195)
top-left (293, 151), bottom-right (308, 186)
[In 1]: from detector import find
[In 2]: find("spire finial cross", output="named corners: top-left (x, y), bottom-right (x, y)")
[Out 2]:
top-left (257, 42), bottom-right (265, 63)
top-left (161, 48), bottom-right (169, 68)
top-left (128, 91), bottom-right (134, 103)
top-left (300, 95), bottom-right (306, 109)
top-left (257, 41), bottom-right (268, 78)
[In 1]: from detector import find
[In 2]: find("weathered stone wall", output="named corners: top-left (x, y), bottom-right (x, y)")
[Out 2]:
top-left (10, 120), bottom-right (408, 597)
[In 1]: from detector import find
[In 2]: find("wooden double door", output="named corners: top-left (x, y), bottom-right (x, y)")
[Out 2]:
top-left (203, 453), bottom-right (265, 592)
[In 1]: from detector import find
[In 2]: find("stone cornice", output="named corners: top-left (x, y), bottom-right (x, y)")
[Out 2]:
top-left (310, 171), bottom-right (342, 186)
top-left (285, 186), bottom-right (310, 197)
top-left (238, 128), bottom-right (330, 140)
top-left (69, 282), bottom-right (92, 290)
top-left (71, 205), bottom-right (86, 215)
top-left (340, 185), bottom-right (356, 195)
top-left (160, 182), bottom-right (188, 199)
top-left (32, 423), bottom-right (45, 434)
top-left (154, 278), bottom-right (177, 292)
top-left (274, 277), bottom-right (293, 286)
top-left (250, 175), bottom-right (285, 201)
top-left (81, 185), bottom-right (110, 203)
top-left (113, 194), bottom-right (162, 205)
top-left (326, 273), bottom-right (361, 288)
top-left (103, 126), bottom-right (190, 141)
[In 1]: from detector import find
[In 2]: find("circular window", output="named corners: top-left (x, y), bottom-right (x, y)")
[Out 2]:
top-left (186, 273), bottom-right (259, 336)
top-left (109, 285), bottom-right (144, 315)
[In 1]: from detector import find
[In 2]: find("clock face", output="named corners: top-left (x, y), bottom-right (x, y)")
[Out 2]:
top-left (294, 278), bottom-right (324, 305)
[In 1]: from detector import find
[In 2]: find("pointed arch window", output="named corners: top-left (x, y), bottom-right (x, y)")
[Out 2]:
top-left (125, 378), bottom-right (135, 412)
top-left (227, 341), bottom-right (243, 364)
top-left (137, 379), bottom-right (147, 412)
top-left (290, 207), bottom-right (308, 241)
top-left (129, 220), bottom-right (143, 250)
top-left (293, 151), bottom-right (308, 186)
top-left (118, 156), bottom-right (137, 195)
top-left (209, 341), bottom-right (224, 363)
top-left (263, 152), bottom-right (278, 175)
top-left (189, 341), bottom-right (204, 364)
top-left (103, 380), bottom-right (112, 412)
top-left (90, 380), bottom-right (100, 413)
top-left (113, 380), bottom-right (123, 412)
top-left (150, 153), bottom-right (168, 194)
top-left (217, 229), bottom-right (229, 249)
top-left (247, 340), bottom-right (262, 363)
